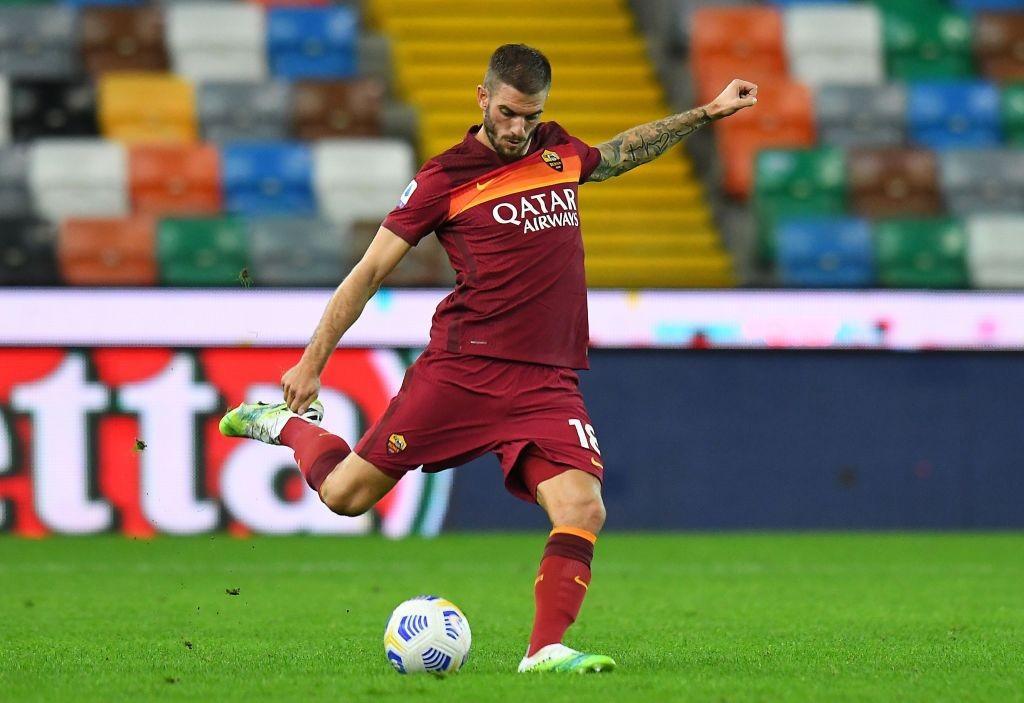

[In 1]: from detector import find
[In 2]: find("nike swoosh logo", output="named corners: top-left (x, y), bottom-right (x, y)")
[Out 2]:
top-left (591, 457), bottom-right (604, 469)
top-left (476, 178), bottom-right (496, 191)
top-left (574, 575), bottom-right (589, 590)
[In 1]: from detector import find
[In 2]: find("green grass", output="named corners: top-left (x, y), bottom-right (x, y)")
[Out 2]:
top-left (1, 534), bottom-right (1022, 702)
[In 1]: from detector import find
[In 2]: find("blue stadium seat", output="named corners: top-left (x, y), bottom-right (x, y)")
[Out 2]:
top-left (62, 0), bottom-right (143, 7)
top-left (907, 81), bottom-right (1003, 149)
top-left (777, 217), bottom-right (875, 287)
top-left (267, 7), bottom-right (359, 79)
top-left (221, 142), bottom-right (315, 216)
top-left (951, 0), bottom-right (1024, 12)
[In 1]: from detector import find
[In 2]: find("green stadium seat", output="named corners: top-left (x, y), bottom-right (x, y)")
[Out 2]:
top-left (881, 4), bottom-right (974, 79)
top-left (754, 148), bottom-right (848, 263)
top-left (1002, 83), bottom-right (1024, 145)
top-left (874, 218), bottom-right (969, 288)
top-left (156, 216), bottom-right (248, 287)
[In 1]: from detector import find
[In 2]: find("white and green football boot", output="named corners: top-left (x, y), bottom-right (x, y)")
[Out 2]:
top-left (517, 644), bottom-right (616, 674)
top-left (219, 400), bottom-right (324, 445)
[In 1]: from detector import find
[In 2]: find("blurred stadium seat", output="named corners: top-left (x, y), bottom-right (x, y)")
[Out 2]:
top-left (0, 145), bottom-right (32, 218)
top-left (718, 80), bottom-right (816, 197)
top-left (783, 4), bottom-right (885, 86)
top-left (157, 216), bottom-right (248, 286)
top-left (28, 138), bottom-right (129, 219)
top-left (292, 78), bottom-right (384, 139)
top-left (312, 138), bottom-right (413, 223)
top-left (848, 148), bottom-right (943, 218)
top-left (98, 72), bottom-right (197, 143)
top-left (221, 141), bottom-right (315, 215)
top-left (939, 148), bottom-right (1024, 214)
top-left (907, 80), bottom-right (1003, 148)
top-left (0, 76), bottom-right (9, 145)
top-left (0, 6), bottom-right (78, 79)
top-left (754, 147), bottom-right (847, 260)
top-left (80, 6), bottom-right (169, 75)
top-left (966, 213), bottom-right (1024, 286)
top-left (975, 11), bottom-right (1024, 80)
top-left (873, 217), bottom-right (969, 287)
top-left (58, 216), bottom-right (157, 286)
top-left (166, 2), bottom-right (267, 82)
top-left (197, 81), bottom-right (293, 142)
top-left (816, 84), bottom-right (907, 148)
top-left (247, 215), bottom-right (344, 286)
top-left (0, 217), bottom-right (59, 285)
top-left (880, 2), bottom-right (974, 80)
top-left (10, 79), bottom-right (99, 141)
top-left (776, 216), bottom-right (875, 287)
top-left (266, 6), bottom-right (359, 79)
top-left (1001, 82), bottom-right (1024, 144)
top-left (129, 143), bottom-right (221, 215)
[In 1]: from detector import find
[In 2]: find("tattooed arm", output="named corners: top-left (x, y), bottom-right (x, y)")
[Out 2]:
top-left (589, 79), bottom-right (759, 182)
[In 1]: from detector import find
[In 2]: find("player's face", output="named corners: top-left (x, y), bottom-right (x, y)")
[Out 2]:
top-left (477, 82), bottom-right (547, 161)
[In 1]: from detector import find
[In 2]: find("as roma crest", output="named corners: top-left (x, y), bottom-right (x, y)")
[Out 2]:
top-left (541, 149), bottom-right (563, 172)
top-left (387, 433), bottom-right (408, 454)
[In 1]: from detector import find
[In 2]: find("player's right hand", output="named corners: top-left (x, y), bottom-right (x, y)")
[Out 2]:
top-left (281, 362), bottom-right (321, 414)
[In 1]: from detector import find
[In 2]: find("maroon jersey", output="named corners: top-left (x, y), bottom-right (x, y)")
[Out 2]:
top-left (382, 122), bottom-right (602, 370)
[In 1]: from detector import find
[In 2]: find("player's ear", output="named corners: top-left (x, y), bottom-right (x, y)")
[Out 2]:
top-left (476, 85), bottom-right (488, 111)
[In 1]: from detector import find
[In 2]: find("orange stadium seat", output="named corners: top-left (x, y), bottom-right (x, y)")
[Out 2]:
top-left (80, 7), bottom-right (169, 75)
top-left (716, 80), bottom-right (816, 198)
top-left (691, 6), bottom-right (786, 88)
top-left (58, 216), bottom-right (157, 286)
top-left (292, 79), bottom-right (385, 140)
top-left (848, 148), bottom-right (943, 218)
top-left (129, 143), bottom-right (222, 215)
top-left (694, 58), bottom-right (789, 107)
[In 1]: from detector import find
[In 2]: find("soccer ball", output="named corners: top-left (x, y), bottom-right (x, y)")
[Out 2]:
top-left (383, 595), bottom-right (471, 675)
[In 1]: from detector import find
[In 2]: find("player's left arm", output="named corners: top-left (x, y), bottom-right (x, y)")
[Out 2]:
top-left (588, 79), bottom-right (758, 182)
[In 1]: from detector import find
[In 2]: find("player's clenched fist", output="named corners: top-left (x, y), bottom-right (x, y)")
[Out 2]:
top-left (706, 79), bottom-right (758, 119)
top-left (281, 362), bottom-right (320, 414)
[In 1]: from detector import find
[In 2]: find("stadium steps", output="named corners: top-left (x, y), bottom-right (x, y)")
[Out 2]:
top-left (367, 0), bottom-right (733, 288)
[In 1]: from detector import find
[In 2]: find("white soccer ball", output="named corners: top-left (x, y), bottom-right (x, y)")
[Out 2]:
top-left (383, 595), bottom-right (472, 675)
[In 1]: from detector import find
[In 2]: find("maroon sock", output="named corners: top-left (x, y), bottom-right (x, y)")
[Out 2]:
top-left (279, 417), bottom-right (351, 492)
top-left (528, 528), bottom-right (596, 657)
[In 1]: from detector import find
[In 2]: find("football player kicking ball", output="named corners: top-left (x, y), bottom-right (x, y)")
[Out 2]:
top-left (221, 44), bottom-right (756, 674)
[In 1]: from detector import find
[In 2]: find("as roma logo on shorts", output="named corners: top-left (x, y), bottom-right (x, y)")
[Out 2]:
top-left (541, 149), bottom-right (563, 172)
top-left (387, 433), bottom-right (408, 455)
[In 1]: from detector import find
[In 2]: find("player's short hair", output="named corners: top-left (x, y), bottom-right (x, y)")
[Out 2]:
top-left (484, 44), bottom-right (551, 95)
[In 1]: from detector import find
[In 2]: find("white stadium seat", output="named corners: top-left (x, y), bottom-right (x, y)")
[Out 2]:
top-left (166, 3), bottom-right (267, 82)
top-left (313, 139), bottom-right (415, 223)
top-left (784, 4), bottom-right (884, 86)
top-left (28, 139), bottom-right (128, 220)
top-left (0, 76), bottom-right (9, 145)
top-left (966, 214), bottom-right (1024, 288)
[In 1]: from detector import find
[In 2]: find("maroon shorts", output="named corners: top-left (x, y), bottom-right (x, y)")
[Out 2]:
top-left (353, 349), bottom-right (604, 503)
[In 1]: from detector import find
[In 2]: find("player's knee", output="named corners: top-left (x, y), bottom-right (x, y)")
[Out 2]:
top-left (319, 483), bottom-right (371, 517)
top-left (550, 494), bottom-right (606, 534)
top-left (582, 497), bottom-right (607, 534)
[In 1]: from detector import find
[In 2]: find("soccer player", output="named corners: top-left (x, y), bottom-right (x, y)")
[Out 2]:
top-left (221, 44), bottom-right (756, 673)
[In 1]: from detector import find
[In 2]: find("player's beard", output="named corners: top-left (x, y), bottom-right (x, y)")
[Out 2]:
top-left (482, 111), bottom-right (531, 162)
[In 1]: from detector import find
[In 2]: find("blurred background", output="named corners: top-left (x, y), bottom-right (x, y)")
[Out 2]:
top-left (0, 0), bottom-right (1022, 538)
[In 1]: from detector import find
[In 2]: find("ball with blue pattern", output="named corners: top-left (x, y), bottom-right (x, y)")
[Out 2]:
top-left (383, 595), bottom-right (472, 675)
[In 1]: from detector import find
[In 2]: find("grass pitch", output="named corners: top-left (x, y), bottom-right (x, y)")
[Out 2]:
top-left (1, 533), bottom-right (1022, 702)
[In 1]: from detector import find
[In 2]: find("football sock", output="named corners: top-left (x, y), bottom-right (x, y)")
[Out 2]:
top-left (279, 417), bottom-right (351, 492)
top-left (528, 526), bottom-right (596, 657)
